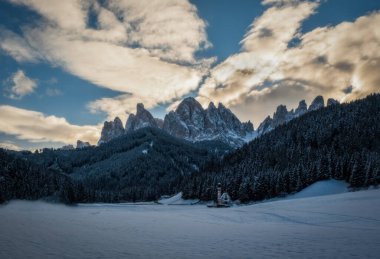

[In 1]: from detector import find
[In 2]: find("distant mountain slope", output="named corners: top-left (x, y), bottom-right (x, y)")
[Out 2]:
top-left (98, 96), bottom-right (340, 148)
top-left (20, 127), bottom-right (231, 202)
top-left (182, 94), bottom-right (380, 202)
top-left (99, 97), bottom-right (254, 147)
top-left (256, 95), bottom-right (339, 135)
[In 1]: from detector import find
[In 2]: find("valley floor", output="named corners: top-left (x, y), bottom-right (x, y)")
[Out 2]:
top-left (1, 187), bottom-right (380, 258)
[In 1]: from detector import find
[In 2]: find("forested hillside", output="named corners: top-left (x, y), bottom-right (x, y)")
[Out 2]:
top-left (0, 150), bottom-right (74, 203)
top-left (1, 95), bottom-right (379, 204)
top-left (2, 127), bottom-right (230, 203)
top-left (182, 94), bottom-right (380, 202)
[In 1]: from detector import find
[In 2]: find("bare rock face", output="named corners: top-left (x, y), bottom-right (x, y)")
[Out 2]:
top-left (98, 117), bottom-right (124, 145)
top-left (272, 105), bottom-right (289, 127)
top-left (154, 118), bottom-right (164, 129)
top-left (175, 97), bottom-right (205, 138)
top-left (257, 105), bottom-right (290, 135)
top-left (76, 140), bottom-right (90, 149)
top-left (97, 97), bottom-right (253, 147)
top-left (163, 97), bottom-right (254, 147)
top-left (257, 116), bottom-right (273, 135)
top-left (97, 95), bottom-right (341, 146)
top-left (60, 144), bottom-right (74, 150)
top-left (294, 100), bottom-right (307, 117)
top-left (217, 103), bottom-right (248, 135)
top-left (242, 121), bottom-right (254, 133)
top-left (257, 95), bottom-right (335, 136)
top-left (327, 98), bottom-right (340, 106)
top-left (163, 111), bottom-right (190, 138)
top-left (204, 102), bottom-right (223, 132)
top-left (125, 103), bottom-right (158, 132)
top-left (309, 96), bottom-right (324, 111)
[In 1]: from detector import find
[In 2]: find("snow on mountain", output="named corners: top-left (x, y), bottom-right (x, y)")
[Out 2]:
top-left (294, 99), bottom-right (307, 117)
top-left (99, 97), bottom-right (254, 147)
top-left (257, 95), bottom-right (340, 135)
top-left (98, 117), bottom-right (124, 144)
top-left (125, 103), bottom-right (158, 133)
top-left (308, 95), bottom-right (325, 111)
top-left (98, 95), bottom-right (340, 146)
top-left (163, 97), bottom-right (254, 147)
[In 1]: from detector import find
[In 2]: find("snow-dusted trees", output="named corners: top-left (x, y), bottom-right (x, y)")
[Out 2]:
top-left (182, 94), bottom-right (380, 202)
top-left (0, 127), bottom-right (231, 203)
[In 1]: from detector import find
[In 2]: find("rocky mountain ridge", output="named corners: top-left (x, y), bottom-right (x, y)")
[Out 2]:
top-left (98, 95), bottom-right (339, 146)
top-left (98, 97), bottom-right (254, 147)
top-left (257, 96), bottom-right (339, 135)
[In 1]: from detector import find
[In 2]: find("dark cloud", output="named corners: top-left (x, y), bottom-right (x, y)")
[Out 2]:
top-left (343, 85), bottom-right (353, 94)
top-left (334, 61), bottom-right (354, 72)
top-left (314, 55), bottom-right (328, 65)
top-left (258, 27), bottom-right (273, 38)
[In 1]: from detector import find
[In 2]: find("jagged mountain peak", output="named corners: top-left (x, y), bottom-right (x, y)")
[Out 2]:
top-left (164, 98), bottom-right (255, 147)
top-left (274, 104), bottom-right (288, 118)
top-left (257, 95), bottom-right (338, 136)
top-left (257, 116), bottom-right (273, 135)
top-left (176, 97), bottom-right (204, 117)
top-left (98, 116), bottom-right (125, 144)
top-left (176, 97), bottom-right (203, 112)
top-left (208, 101), bottom-right (217, 110)
top-left (125, 103), bottom-right (157, 133)
top-left (327, 98), bottom-right (339, 106)
top-left (217, 102), bottom-right (227, 110)
top-left (98, 95), bottom-right (343, 147)
top-left (76, 140), bottom-right (90, 149)
top-left (294, 100), bottom-right (307, 117)
top-left (136, 103), bottom-right (145, 114)
top-left (309, 95), bottom-right (324, 111)
top-left (113, 116), bottom-right (123, 126)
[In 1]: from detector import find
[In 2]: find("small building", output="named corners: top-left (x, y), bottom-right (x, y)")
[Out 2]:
top-left (220, 192), bottom-right (231, 205)
top-left (208, 183), bottom-right (231, 207)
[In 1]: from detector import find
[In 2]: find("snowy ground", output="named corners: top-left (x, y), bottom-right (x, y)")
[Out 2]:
top-left (286, 179), bottom-right (349, 200)
top-left (158, 192), bottom-right (199, 205)
top-left (1, 184), bottom-right (380, 258)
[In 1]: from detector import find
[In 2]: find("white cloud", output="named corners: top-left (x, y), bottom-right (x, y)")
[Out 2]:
top-left (282, 12), bottom-right (380, 102)
top-left (108, 0), bottom-right (211, 64)
top-left (87, 94), bottom-right (159, 122)
top-left (0, 28), bottom-right (41, 62)
top-left (0, 105), bottom-right (101, 145)
top-left (197, 2), bottom-right (380, 125)
top-left (24, 26), bottom-right (203, 101)
top-left (45, 88), bottom-right (62, 96)
top-left (2, 0), bottom-right (378, 130)
top-left (4, 70), bottom-right (37, 100)
top-left (1, 0), bottom-right (212, 121)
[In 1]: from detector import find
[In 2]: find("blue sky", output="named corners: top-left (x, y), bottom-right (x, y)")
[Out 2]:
top-left (0, 0), bottom-right (379, 150)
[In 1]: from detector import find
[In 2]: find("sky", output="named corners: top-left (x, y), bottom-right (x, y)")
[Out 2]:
top-left (0, 0), bottom-right (379, 150)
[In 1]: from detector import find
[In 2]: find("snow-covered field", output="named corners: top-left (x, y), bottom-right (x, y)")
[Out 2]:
top-left (1, 182), bottom-right (380, 259)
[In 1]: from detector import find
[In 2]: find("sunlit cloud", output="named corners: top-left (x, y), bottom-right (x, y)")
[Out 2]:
top-left (1, 0), bottom-right (212, 121)
top-left (0, 28), bottom-right (41, 62)
top-left (196, 1), bottom-right (380, 125)
top-left (0, 105), bottom-right (101, 145)
top-left (0, 0), bottom-right (379, 149)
